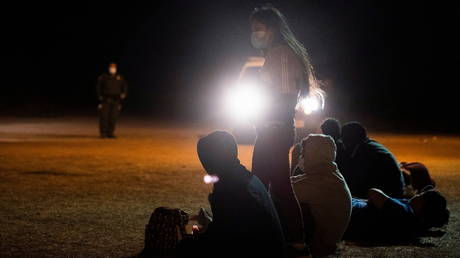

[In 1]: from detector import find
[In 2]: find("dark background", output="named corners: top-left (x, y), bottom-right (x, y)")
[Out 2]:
top-left (2, 1), bottom-right (448, 133)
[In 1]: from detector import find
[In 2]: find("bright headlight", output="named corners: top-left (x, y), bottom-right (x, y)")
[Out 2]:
top-left (225, 83), bottom-right (266, 121)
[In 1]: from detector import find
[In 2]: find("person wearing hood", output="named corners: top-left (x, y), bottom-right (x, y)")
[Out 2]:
top-left (292, 134), bottom-right (352, 257)
top-left (291, 118), bottom-right (348, 177)
top-left (179, 131), bottom-right (286, 258)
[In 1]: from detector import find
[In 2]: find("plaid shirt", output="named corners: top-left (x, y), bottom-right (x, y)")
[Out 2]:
top-left (260, 44), bottom-right (305, 96)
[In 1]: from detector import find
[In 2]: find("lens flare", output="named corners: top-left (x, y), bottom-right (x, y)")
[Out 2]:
top-left (203, 175), bottom-right (219, 184)
top-left (299, 96), bottom-right (320, 115)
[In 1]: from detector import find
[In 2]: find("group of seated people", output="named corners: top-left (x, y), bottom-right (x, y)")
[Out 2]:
top-left (177, 119), bottom-right (450, 258)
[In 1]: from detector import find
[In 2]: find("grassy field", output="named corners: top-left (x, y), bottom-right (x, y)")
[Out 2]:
top-left (0, 118), bottom-right (459, 257)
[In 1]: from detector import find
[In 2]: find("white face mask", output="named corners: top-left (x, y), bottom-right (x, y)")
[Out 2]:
top-left (251, 31), bottom-right (269, 49)
top-left (109, 67), bottom-right (117, 75)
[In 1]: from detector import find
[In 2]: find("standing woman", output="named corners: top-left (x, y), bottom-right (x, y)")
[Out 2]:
top-left (250, 5), bottom-right (323, 245)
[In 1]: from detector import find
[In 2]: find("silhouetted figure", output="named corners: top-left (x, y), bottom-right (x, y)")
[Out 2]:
top-left (341, 122), bottom-right (404, 198)
top-left (249, 5), bottom-right (325, 245)
top-left (291, 118), bottom-right (348, 177)
top-left (344, 187), bottom-right (449, 241)
top-left (178, 131), bottom-right (286, 258)
top-left (320, 118), bottom-right (347, 170)
top-left (96, 62), bottom-right (127, 138)
top-left (292, 134), bottom-right (352, 257)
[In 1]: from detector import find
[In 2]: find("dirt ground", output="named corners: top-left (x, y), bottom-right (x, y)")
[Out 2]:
top-left (0, 117), bottom-right (459, 257)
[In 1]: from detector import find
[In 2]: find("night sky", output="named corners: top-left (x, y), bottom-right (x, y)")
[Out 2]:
top-left (2, 1), bottom-right (444, 132)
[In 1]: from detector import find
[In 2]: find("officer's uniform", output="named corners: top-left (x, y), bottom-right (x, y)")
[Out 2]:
top-left (96, 73), bottom-right (128, 138)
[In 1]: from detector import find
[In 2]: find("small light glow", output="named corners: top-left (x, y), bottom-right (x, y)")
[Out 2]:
top-left (203, 175), bottom-right (219, 184)
top-left (299, 96), bottom-right (320, 115)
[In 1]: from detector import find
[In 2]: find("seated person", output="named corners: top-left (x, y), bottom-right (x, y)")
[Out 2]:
top-left (344, 187), bottom-right (450, 241)
top-left (291, 118), bottom-right (348, 176)
top-left (178, 131), bottom-right (286, 258)
top-left (341, 122), bottom-right (405, 198)
top-left (319, 118), bottom-right (348, 173)
top-left (292, 134), bottom-right (352, 257)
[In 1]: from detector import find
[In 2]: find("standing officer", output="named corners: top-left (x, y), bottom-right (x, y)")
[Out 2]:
top-left (96, 62), bottom-right (128, 138)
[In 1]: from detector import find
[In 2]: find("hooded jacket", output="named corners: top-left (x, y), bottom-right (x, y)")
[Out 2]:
top-left (195, 131), bottom-right (286, 258)
top-left (292, 134), bottom-right (352, 257)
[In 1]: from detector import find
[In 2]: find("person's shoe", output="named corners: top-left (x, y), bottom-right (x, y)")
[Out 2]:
top-left (107, 134), bottom-right (116, 139)
top-left (100, 134), bottom-right (107, 139)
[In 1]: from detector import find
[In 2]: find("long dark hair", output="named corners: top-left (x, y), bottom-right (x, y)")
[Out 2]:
top-left (250, 5), bottom-right (324, 106)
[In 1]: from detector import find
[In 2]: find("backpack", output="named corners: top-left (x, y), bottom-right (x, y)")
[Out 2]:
top-left (400, 162), bottom-right (435, 193)
top-left (143, 207), bottom-right (190, 256)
